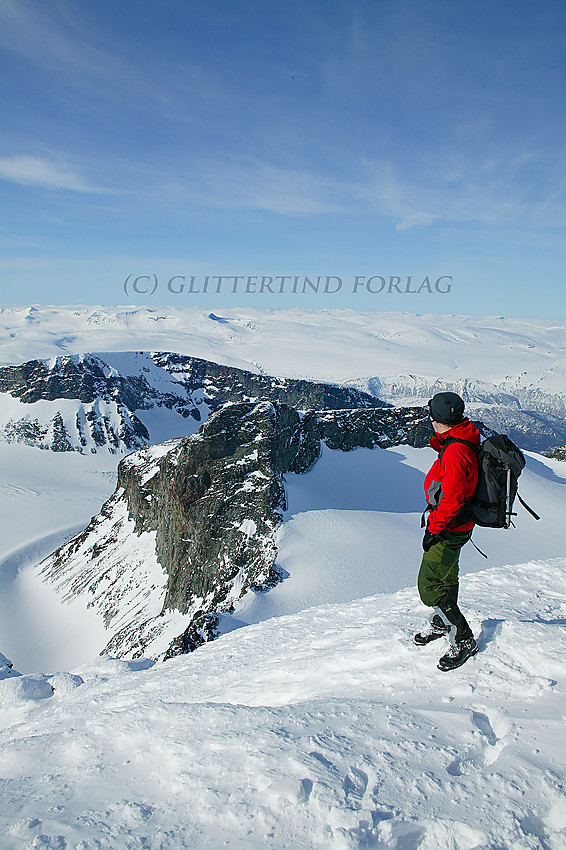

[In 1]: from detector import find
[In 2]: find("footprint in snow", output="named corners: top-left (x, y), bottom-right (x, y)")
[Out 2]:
top-left (343, 766), bottom-right (369, 802)
top-left (447, 708), bottom-right (512, 775)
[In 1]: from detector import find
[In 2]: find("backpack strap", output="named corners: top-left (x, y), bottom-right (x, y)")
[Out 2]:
top-left (438, 436), bottom-right (480, 460)
top-left (468, 534), bottom-right (488, 559)
top-left (444, 437), bottom-right (541, 524)
top-left (516, 491), bottom-right (541, 521)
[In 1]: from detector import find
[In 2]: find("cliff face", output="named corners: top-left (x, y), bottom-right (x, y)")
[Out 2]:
top-left (152, 352), bottom-right (386, 414)
top-left (0, 352), bottom-right (385, 454)
top-left (40, 402), bottom-right (431, 660)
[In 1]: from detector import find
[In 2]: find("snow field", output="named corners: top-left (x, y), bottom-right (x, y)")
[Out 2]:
top-left (0, 559), bottom-right (565, 849)
top-left (0, 443), bottom-right (118, 671)
top-left (0, 305), bottom-right (564, 393)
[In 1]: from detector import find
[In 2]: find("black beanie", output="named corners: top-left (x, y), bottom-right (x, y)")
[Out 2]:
top-left (428, 392), bottom-right (465, 426)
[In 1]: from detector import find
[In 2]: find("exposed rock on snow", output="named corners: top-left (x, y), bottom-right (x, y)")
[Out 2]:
top-left (1, 306), bottom-right (565, 452)
top-left (2, 335), bottom-right (565, 454)
top-left (152, 351), bottom-right (386, 413)
top-left (545, 443), bottom-right (566, 461)
top-left (0, 651), bottom-right (19, 681)
top-left (0, 351), bottom-right (386, 454)
top-left (40, 402), bottom-right (431, 659)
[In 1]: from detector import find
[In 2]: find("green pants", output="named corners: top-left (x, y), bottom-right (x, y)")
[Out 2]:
top-left (417, 530), bottom-right (473, 607)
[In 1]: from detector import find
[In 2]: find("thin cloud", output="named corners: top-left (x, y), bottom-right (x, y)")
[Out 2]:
top-left (355, 150), bottom-right (566, 231)
top-left (0, 1), bottom-right (130, 95)
top-left (0, 0), bottom-right (230, 125)
top-left (197, 157), bottom-right (347, 215)
top-left (0, 155), bottom-right (112, 193)
top-left (124, 149), bottom-right (566, 229)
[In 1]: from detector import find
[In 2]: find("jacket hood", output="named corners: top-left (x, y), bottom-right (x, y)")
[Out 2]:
top-left (429, 417), bottom-right (480, 453)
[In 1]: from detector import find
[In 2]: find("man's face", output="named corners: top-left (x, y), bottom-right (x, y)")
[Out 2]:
top-left (430, 415), bottom-right (452, 434)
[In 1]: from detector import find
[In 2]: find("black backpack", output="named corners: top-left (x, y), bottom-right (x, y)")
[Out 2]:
top-left (441, 433), bottom-right (540, 529)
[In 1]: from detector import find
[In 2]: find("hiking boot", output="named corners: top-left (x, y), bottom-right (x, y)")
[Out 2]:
top-left (414, 613), bottom-right (450, 646)
top-left (437, 589), bottom-right (474, 644)
top-left (437, 637), bottom-right (478, 671)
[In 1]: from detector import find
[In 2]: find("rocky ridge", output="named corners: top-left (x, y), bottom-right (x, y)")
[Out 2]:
top-left (0, 352), bottom-right (385, 453)
top-left (2, 353), bottom-right (565, 454)
top-left (544, 444), bottom-right (566, 461)
top-left (40, 402), bottom-right (432, 660)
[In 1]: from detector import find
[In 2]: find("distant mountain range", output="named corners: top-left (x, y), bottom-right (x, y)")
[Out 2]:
top-left (365, 375), bottom-right (566, 453)
top-left (1, 306), bottom-right (564, 453)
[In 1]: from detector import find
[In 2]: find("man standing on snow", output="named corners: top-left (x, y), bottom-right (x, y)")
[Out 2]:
top-left (414, 391), bottom-right (480, 671)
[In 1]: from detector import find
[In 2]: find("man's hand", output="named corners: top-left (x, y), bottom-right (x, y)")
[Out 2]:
top-left (422, 529), bottom-right (444, 552)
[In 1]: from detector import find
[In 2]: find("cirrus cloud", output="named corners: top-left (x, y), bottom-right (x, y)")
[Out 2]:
top-left (0, 154), bottom-right (110, 193)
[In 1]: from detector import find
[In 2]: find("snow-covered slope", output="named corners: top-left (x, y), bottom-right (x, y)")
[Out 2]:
top-left (0, 442), bottom-right (117, 671)
top-left (229, 444), bottom-right (566, 628)
top-left (1, 557), bottom-right (565, 849)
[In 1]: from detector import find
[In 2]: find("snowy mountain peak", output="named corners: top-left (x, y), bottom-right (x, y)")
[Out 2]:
top-left (1, 306), bottom-right (566, 848)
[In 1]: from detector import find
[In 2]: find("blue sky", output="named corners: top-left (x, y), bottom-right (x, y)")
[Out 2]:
top-left (1, 0), bottom-right (565, 317)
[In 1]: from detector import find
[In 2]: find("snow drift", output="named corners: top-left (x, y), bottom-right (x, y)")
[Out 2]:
top-left (1, 558), bottom-right (565, 849)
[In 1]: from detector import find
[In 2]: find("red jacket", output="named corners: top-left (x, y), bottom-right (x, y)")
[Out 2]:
top-left (424, 418), bottom-right (480, 535)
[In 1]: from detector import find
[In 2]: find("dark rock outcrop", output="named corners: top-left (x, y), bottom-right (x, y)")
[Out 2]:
top-left (40, 402), bottom-right (431, 660)
top-left (544, 444), bottom-right (566, 461)
top-left (0, 352), bottom-right (386, 453)
top-left (152, 352), bottom-right (386, 413)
